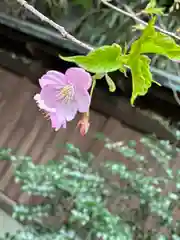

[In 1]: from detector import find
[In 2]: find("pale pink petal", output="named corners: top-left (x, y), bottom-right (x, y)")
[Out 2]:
top-left (75, 90), bottom-right (91, 113)
top-left (50, 112), bottom-right (66, 130)
top-left (56, 102), bottom-right (78, 122)
top-left (50, 113), bottom-right (58, 128)
top-left (65, 68), bottom-right (92, 90)
top-left (65, 103), bottom-right (78, 121)
top-left (34, 93), bottom-right (41, 102)
top-left (39, 71), bottom-right (66, 88)
top-left (34, 94), bottom-right (55, 112)
top-left (61, 121), bottom-right (67, 129)
top-left (40, 86), bottom-right (57, 109)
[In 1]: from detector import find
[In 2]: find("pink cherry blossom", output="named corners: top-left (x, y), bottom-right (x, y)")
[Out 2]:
top-left (39, 68), bottom-right (92, 122)
top-left (34, 94), bottom-right (66, 131)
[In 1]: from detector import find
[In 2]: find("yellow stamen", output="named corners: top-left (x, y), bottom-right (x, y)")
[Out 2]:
top-left (56, 85), bottom-right (74, 103)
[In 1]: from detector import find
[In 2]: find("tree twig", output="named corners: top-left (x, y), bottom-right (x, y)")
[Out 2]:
top-left (16, 0), bottom-right (94, 51)
top-left (101, 0), bottom-right (180, 41)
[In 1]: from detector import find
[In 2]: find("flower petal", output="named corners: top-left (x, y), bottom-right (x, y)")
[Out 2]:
top-left (65, 68), bottom-right (92, 90)
top-left (39, 70), bottom-right (66, 88)
top-left (40, 86), bottom-right (57, 109)
top-left (50, 113), bottom-right (58, 128)
top-left (50, 112), bottom-right (66, 130)
top-left (34, 93), bottom-right (41, 103)
top-left (56, 102), bottom-right (78, 122)
top-left (75, 90), bottom-right (91, 113)
top-left (34, 94), bottom-right (56, 112)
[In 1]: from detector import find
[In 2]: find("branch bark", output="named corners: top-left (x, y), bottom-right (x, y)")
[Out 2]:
top-left (16, 0), bottom-right (180, 53)
top-left (101, 0), bottom-right (180, 41)
top-left (16, 0), bottom-right (94, 51)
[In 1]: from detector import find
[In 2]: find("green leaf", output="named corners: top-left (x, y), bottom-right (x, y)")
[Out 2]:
top-left (130, 17), bottom-right (156, 56)
top-left (143, 0), bottom-right (164, 15)
top-left (158, 235), bottom-right (168, 240)
top-left (172, 234), bottom-right (180, 240)
top-left (105, 74), bottom-right (116, 92)
top-left (141, 32), bottom-right (180, 60)
top-left (131, 17), bottom-right (180, 61)
top-left (143, 7), bottom-right (164, 15)
top-left (60, 44), bottom-right (124, 73)
top-left (146, 0), bottom-right (157, 9)
top-left (93, 73), bottom-right (105, 80)
top-left (128, 18), bottom-right (167, 104)
top-left (128, 55), bottom-right (155, 105)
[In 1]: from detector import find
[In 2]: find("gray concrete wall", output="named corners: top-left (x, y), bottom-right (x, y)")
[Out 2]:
top-left (0, 209), bottom-right (22, 237)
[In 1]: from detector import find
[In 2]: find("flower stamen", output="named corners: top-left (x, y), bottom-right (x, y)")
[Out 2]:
top-left (56, 85), bottom-right (74, 103)
top-left (39, 108), bottom-right (50, 120)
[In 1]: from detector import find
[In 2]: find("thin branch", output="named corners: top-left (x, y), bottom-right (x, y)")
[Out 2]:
top-left (102, 0), bottom-right (146, 25)
top-left (101, 0), bottom-right (180, 41)
top-left (16, 0), bottom-right (94, 51)
top-left (167, 79), bottom-right (180, 106)
top-left (172, 61), bottom-right (180, 106)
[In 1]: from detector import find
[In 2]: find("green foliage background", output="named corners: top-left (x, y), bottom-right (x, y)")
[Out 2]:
top-left (1, 129), bottom-right (180, 239)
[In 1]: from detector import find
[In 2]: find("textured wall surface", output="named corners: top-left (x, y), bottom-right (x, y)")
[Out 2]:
top-left (0, 209), bottom-right (22, 237)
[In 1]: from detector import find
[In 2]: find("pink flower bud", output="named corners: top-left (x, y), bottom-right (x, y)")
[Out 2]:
top-left (77, 112), bottom-right (90, 136)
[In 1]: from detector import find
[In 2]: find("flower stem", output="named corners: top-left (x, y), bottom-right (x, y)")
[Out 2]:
top-left (90, 78), bottom-right (96, 98)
